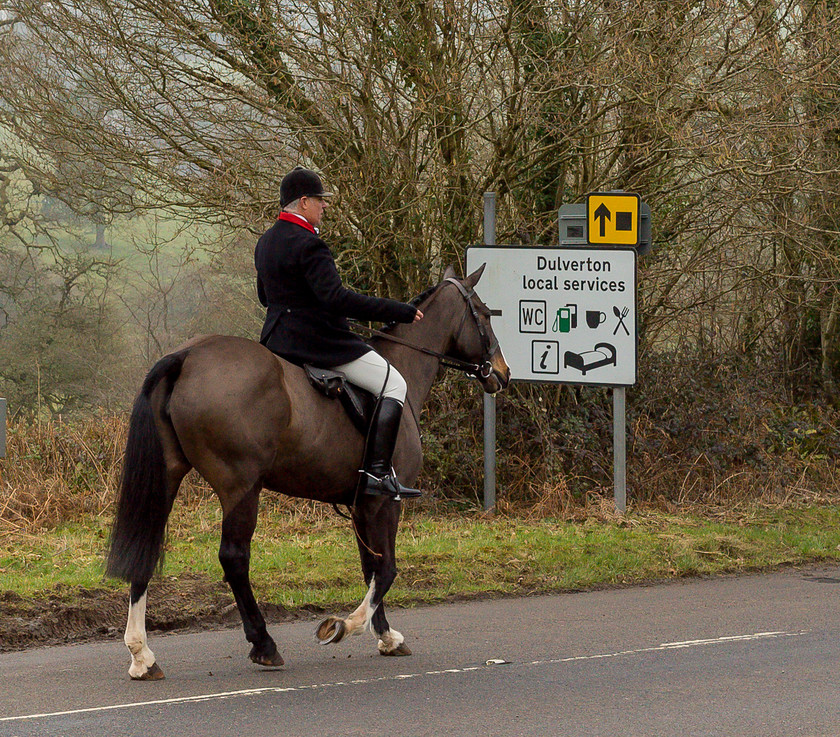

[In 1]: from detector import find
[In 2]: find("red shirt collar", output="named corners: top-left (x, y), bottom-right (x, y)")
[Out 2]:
top-left (277, 212), bottom-right (316, 234)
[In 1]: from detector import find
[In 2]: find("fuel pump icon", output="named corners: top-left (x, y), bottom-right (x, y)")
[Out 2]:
top-left (552, 304), bottom-right (578, 333)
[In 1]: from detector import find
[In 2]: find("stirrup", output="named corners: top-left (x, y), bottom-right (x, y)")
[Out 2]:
top-left (360, 470), bottom-right (422, 500)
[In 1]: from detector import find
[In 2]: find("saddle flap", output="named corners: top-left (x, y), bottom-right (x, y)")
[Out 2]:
top-left (304, 364), bottom-right (345, 399)
top-left (303, 364), bottom-right (374, 434)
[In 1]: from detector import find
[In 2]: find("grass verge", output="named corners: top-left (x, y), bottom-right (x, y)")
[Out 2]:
top-left (3, 502), bottom-right (840, 608)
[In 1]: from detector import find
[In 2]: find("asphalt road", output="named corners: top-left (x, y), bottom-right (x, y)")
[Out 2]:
top-left (2, 565), bottom-right (839, 737)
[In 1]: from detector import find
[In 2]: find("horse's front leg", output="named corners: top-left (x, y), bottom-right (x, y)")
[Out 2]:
top-left (316, 498), bottom-right (410, 656)
top-left (219, 490), bottom-right (284, 667)
top-left (367, 555), bottom-right (411, 657)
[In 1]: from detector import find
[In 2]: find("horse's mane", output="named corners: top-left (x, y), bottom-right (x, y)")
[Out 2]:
top-left (408, 283), bottom-right (440, 308)
top-left (380, 282), bottom-right (442, 333)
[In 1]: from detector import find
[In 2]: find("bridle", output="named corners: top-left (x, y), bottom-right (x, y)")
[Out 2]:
top-left (441, 277), bottom-right (499, 379)
top-left (352, 278), bottom-right (499, 380)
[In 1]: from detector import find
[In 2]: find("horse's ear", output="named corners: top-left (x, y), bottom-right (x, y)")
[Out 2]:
top-left (443, 265), bottom-right (458, 280)
top-left (464, 263), bottom-right (486, 287)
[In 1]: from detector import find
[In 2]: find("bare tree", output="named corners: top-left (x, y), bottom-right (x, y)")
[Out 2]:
top-left (2, 0), bottom-right (840, 399)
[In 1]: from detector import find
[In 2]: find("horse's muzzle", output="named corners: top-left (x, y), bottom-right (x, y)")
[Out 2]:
top-left (479, 358), bottom-right (511, 394)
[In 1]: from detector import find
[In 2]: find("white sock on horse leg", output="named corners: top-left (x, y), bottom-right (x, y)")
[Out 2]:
top-left (345, 579), bottom-right (377, 636)
top-left (377, 628), bottom-right (405, 653)
top-left (125, 592), bottom-right (157, 678)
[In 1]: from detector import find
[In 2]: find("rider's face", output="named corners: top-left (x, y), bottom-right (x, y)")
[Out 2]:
top-left (300, 195), bottom-right (329, 228)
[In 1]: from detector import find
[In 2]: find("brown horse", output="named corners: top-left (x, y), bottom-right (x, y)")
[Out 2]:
top-left (106, 265), bottom-right (510, 680)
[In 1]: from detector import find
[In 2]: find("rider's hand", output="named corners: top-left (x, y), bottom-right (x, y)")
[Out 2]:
top-left (414, 309), bottom-right (424, 322)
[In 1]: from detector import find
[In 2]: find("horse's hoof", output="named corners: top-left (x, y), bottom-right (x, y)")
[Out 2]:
top-left (254, 652), bottom-right (285, 668)
top-left (316, 616), bottom-right (346, 645)
top-left (249, 644), bottom-right (284, 668)
top-left (380, 643), bottom-right (412, 657)
top-left (131, 662), bottom-right (165, 681)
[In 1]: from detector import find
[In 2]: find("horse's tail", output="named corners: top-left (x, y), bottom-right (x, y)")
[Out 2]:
top-left (106, 350), bottom-right (189, 583)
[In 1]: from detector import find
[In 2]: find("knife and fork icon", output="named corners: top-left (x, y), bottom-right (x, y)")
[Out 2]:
top-left (613, 306), bottom-right (630, 336)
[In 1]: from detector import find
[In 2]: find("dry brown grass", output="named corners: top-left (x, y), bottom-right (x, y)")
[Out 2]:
top-left (1, 414), bottom-right (123, 534)
top-left (0, 413), bottom-right (355, 536)
top-left (0, 414), bottom-right (211, 535)
top-left (4, 376), bottom-right (840, 537)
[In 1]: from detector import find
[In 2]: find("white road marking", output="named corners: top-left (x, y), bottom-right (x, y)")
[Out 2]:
top-left (525, 630), bottom-right (804, 666)
top-left (0, 630), bottom-right (805, 723)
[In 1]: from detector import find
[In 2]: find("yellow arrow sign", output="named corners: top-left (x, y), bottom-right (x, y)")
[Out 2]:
top-left (586, 192), bottom-right (641, 246)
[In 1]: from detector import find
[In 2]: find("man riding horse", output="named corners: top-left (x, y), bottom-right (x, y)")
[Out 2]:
top-left (107, 166), bottom-right (509, 679)
top-left (255, 167), bottom-right (424, 500)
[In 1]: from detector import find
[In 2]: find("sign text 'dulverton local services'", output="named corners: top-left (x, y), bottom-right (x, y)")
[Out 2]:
top-left (466, 246), bottom-right (637, 386)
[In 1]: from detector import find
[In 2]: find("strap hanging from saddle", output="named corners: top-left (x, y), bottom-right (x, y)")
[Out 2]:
top-left (303, 364), bottom-right (373, 435)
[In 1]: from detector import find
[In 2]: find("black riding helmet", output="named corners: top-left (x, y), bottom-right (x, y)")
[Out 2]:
top-left (280, 167), bottom-right (334, 207)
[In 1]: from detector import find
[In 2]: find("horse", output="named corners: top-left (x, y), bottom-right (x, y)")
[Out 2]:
top-left (105, 264), bottom-right (510, 680)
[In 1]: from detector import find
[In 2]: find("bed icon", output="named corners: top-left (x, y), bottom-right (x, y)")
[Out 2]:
top-left (564, 343), bottom-right (616, 375)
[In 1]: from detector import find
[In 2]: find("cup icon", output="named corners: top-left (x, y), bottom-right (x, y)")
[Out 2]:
top-left (586, 310), bottom-right (606, 329)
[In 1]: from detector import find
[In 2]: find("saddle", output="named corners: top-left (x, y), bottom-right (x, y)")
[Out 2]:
top-left (303, 364), bottom-right (376, 435)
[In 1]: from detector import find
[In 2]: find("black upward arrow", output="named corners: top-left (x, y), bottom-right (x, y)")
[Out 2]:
top-left (593, 202), bottom-right (611, 238)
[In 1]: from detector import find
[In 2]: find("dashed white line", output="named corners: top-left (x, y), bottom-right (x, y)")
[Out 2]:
top-left (525, 630), bottom-right (804, 667)
top-left (0, 630), bottom-right (805, 723)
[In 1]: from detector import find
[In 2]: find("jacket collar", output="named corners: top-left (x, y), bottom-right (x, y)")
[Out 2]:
top-left (277, 211), bottom-right (316, 234)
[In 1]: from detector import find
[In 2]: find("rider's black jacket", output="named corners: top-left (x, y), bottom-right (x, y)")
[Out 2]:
top-left (255, 217), bottom-right (416, 367)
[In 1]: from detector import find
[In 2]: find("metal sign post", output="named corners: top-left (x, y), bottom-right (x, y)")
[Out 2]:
top-left (482, 193), bottom-right (497, 512)
top-left (614, 387), bottom-right (626, 513)
top-left (562, 191), bottom-right (649, 512)
top-left (0, 398), bottom-right (6, 491)
top-left (469, 191), bottom-right (649, 513)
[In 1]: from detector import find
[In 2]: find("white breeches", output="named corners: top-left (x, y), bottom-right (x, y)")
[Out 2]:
top-left (333, 350), bottom-right (407, 403)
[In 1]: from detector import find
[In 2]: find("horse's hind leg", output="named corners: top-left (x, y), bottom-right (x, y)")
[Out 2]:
top-left (125, 580), bottom-right (164, 680)
top-left (124, 463), bottom-right (187, 681)
top-left (218, 489), bottom-right (283, 668)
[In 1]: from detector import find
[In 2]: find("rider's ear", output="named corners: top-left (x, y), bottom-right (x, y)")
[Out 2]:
top-left (464, 263), bottom-right (486, 287)
top-left (443, 265), bottom-right (458, 280)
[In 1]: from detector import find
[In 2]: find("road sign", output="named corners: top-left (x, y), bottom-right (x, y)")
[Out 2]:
top-left (559, 200), bottom-right (652, 254)
top-left (466, 246), bottom-right (637, 385)
top-left (586, 192), bottom-right (641, 246)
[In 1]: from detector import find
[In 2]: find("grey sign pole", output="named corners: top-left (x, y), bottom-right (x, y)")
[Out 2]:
top-left (613, 387), bottom-right (626, 513)
top-left (482, 192), bottom-right (497, 512)
top-left (0, 398), bottom-right (6, 459)
top-left (560, 201), bottom-right (638, 514)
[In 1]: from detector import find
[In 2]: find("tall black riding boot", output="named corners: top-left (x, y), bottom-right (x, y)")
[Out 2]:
top-left (361, 398), bottom-right (421, 499)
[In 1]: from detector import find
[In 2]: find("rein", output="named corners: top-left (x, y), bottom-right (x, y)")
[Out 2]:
top-left (353, 323), bottom-right (484, 374)
top-left (352, 278), bottom-right (498, 379)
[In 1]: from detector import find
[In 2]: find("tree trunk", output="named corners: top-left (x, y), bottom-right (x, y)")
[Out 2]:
top-left (93, 222), bottom-right (107, 249)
